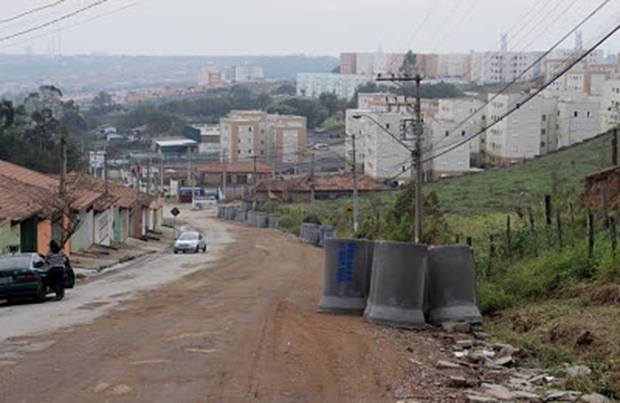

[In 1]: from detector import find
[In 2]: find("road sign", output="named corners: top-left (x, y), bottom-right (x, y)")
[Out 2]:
top-left (345, 206), bottom-right (353, 216)
top-left (171, 207), bottom-right (180, 217)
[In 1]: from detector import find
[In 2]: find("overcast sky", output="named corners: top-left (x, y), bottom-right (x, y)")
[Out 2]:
top-left (1, 0), bottom-right (619, 57)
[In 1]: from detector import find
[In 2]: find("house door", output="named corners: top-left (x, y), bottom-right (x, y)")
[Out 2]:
top-left (20, 218), bottom-right (38, 252)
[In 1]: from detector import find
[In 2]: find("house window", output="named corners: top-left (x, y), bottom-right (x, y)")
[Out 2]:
top-left (237, 175), bottom-right (248, 184)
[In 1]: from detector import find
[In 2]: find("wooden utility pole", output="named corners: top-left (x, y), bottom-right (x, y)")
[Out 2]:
top-left (413, 74), bottom-right (423, 243)
top-left (310, 153), bottom-right (316, 214)
top-left (222, 149), bottom-right (227, 200)
top-left (103, 148), bottom-right (109, 195)
top-left (351, 132), bottom-right (359, 233)
top-left (147, 158), bottom-right (152, 195)
top-left (612, 128), bottom-right (618, 166)
top-left (59, 131), bottom-right (67, 194)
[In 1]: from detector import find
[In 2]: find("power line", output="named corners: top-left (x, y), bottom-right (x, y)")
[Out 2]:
top-left (0, 0), bottom-right (111, 43)
top-left (0, 0), bottom-right (70, 24)
top-left (424, 23), bottom-right (620, 164)
top-left (0, 1), bottom-right (138, 51)
top-left (430, 0), bottom-right (613, 150)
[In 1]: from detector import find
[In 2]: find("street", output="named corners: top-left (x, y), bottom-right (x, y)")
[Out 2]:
top-left (0, 206), bottom-right (465, 402)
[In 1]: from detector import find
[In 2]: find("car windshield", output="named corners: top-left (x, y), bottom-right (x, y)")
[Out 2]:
top-left (0, 256), bottom-right (31, 270)
top-left (178, 232), bottom-right (198, 240)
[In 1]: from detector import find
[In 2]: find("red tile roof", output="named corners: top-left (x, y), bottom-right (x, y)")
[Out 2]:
top-left (199, 162), bottom-right (272, 174)
top-left (0, 174), bottom-right (52, 221)
top-left (255, 174), bottom-right (390, 193)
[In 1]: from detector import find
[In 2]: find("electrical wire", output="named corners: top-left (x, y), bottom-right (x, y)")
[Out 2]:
top-left (423, 23), bottom-right (620, 164)
top-left (0, 0), bottom-right (111, 43)
top-left (0, 1), bottom-right (138, 51)
top-left (429, 0), bottom-right (613, 150)
top-left (0, 0), bottom-right (70, 24)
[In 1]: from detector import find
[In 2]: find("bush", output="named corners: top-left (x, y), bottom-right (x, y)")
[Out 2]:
top-left (477, 281), bottom-right (518, 315)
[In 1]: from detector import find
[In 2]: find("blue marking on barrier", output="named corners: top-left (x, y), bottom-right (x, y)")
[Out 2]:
top-left (336, 242), bottom-right (356, 282)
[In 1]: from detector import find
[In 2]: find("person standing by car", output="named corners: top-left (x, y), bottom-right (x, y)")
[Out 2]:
top-left (45, 240), bottom-right (69, 301)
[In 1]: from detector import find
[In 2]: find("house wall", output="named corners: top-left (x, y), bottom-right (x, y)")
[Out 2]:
top-left (71, 209), bottom-right (94, 252)
top-left (0, 221), bottom-right (20, 255)
top-left (94, 209), bottom-right (113, 247)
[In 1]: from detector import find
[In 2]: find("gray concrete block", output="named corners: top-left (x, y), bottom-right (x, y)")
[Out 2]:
top-left (267, 214), bottom-right (279, 228)
top-left (317, 239), bottom-right (374, 315)
top-left (426, 245), bottom-right (483, 326)
top-left (256, 212), bottom-right (268, 228)
top-left (364, 241), bottom-right (428, 329)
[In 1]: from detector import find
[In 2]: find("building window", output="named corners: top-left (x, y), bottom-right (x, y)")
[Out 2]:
top-left (541, 128), bottom-right (546, 135)
top-left (237, 175), bottom-right (248, 184)
top-left (541, 141), bottom-right (546, 148)
top-left (586, 111), bottom-right (594, 117)
top-left (572, 111), bottom-right (578, 117)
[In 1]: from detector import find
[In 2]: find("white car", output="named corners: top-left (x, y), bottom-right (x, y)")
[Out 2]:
top-left (173, 231), bottom-right (207, 253)
top-left (193, 196), bottom-right (217, 206)
top-left (312, 143), bottom-right (330, 150)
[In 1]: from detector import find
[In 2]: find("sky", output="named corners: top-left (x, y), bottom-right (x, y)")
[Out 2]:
top-left (0, 0), bottom-right (619, 57)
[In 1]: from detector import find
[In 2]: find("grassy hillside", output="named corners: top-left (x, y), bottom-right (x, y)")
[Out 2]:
top-left (428, 131), bottom-right (614, 216)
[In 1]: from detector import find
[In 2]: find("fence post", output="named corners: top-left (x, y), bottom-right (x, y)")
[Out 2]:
top-left (487, 234), bottom-right (494, 279)
top-left (600, 182), bottom-right (609, 228)
top-left (527, 207), bottom-right (536, 253)
top-left (506, 215), bottom-right (512, 261)
top-left (610, 217), bottom-right (617, 257)
top-left (556, 208), bottom-right (563, 250)
top-left (545, 195), bottom-right (552, 226)
top-left (587, 213), bottom-right (595, 258)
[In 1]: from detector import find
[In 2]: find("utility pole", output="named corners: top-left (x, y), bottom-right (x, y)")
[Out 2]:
top-left (310, 153), bottom-right (316, 214)
top-left (103, 147), bottom-right (109, 195)
top-left (159, 156), bottom-right (164, 196)
top-left (147, 157), bottom-right (152, 195)
top-left (351, 132), bottom-right (359, 233)
top-left (59, 131), bottom-right (67, 194)
top-left (222, 148), bottom-right (227, 200)
top-left (377, 73), bottom-right (424, 243)
top-left (413, 74), bottom-right (423, 243)
top-left (252, 155), bottom-right (258, 208)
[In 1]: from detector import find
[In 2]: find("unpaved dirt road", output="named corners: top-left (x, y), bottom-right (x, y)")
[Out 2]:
top-left (0, 206), bottom-right (468, 402)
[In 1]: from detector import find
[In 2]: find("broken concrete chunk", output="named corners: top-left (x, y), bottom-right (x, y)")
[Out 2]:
top-left (565, 365), bottom-right (592, 378)
top-left (580, 393), bottom-right (609, 403)
top-left (457, 339), bottom-right (474, 349)
top-left (492, 356), bottom-right (514, 367)
top-left (436, 360), bottom-right (463, 370)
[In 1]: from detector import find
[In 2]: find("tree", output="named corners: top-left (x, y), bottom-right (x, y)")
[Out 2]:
top-left (319, 92), bottom-right (341, 116)
top-left (90, 91), bottom-right (114, 115)
top-left (400, 50), bottom-right (417, 76)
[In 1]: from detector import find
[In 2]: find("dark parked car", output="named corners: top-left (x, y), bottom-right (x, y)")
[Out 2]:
top-left (0, 253), bottom-right (75, 303)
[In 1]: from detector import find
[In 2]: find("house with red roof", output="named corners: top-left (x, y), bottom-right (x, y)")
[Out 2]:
top-left (198, 161), bottom-right (272, 199)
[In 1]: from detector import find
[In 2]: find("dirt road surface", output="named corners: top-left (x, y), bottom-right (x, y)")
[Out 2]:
top-left (0, 206), bottom-right (469, 402)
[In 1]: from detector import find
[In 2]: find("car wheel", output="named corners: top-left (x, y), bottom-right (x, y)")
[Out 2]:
top-left (34, 284), bottom-right (47, 303)
top-left (173, 249), bottom-right (178, 254)
top-left (195, 246), bottom-right (200, 253)
top-left (203, 245), bottom-right (207, 252)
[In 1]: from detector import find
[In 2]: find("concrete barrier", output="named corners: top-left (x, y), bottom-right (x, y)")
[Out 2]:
top-left (364, 241), bottom-right (428, 330)
top-left (425, 245), bottom-right (482, 326)
top-left (267, 214), bottom-right (279, 228)
top-left (319, 226), bottom-right (338, 246)
top-left (256, 212), bottom-right (268, 228)
top-left (246, 210), bottom-right (257, 226)
top-left (234, 208), bottom-right (246, 222)
top-left (317, 239), bottom-right (374, 315)
top-left (225, 206), bottom-right (236, 220)
top-left (299, 223), bottom-right (320, 245)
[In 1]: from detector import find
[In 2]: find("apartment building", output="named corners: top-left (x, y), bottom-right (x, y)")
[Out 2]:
top-left (485, 93), bottom-right (544, 165)
top-left (267, 115), bottom-right (307, 164)
top-left (600, 79), bottom-right (620, 131)
top-left (190, 124), bottom-right (221, 154)
top-left (219, 111), bottom-right (306, 164)
top-left (345, 109), bottom-right (412, 182)
top-left (296, 73), bottom-right (370, 100)
top-left (470, 51), bottom-right (542, 84)
top-left (556, 99), bottom-right (602, 148)
top-left (231, 64), bottom-right (264, 82)
top-left (427, 98), bottom-right (485, 179)
top-left (197, 66), bottom-right (225, 87)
